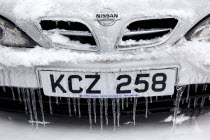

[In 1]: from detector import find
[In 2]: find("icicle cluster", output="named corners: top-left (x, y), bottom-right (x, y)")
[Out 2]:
top-left (14, 88), bottom-right (46, 127)
top-left (3, 82), bottom-right (210, 132)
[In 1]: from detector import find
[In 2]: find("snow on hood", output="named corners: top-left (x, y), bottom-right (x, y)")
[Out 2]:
top-left (0, 0), bottom-right (201, 22)
top-left (0, 40), bottom-right (210, 68)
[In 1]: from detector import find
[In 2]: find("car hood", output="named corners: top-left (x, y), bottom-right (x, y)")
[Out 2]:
top-left (1, 0), bottom-right (209, 21)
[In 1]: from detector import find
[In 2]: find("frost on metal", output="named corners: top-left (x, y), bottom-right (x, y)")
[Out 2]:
top-left (0, 40), bottom-right (209, 68)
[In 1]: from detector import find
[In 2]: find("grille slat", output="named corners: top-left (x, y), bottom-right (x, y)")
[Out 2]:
top-left (117, 18), bottom-right (178, 50)
top-left (58, 31), bottom-right (92, 37)
top-left (124, 29), bottom-right (172, 36)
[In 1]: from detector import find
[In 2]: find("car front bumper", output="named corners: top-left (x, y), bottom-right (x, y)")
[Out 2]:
top-left (0, 39), bottom-right (209, 89)
top-left (0, 41), bottom-right (210, 117)
top-left (0, 49), bottom-right (210, 89)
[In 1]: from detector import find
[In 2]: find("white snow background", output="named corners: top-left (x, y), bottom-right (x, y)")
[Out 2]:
top-left (0, 109), bottom-right (210, 140)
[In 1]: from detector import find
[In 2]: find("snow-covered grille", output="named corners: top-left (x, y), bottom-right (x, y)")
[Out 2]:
top-left (39, 20), bottom-right (98, 51)
top-left (117, 18), bottom-right (178, 50)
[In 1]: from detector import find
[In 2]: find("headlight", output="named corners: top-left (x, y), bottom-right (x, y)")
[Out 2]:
top-left (186, 16), bottom-right (210, 41)
top-left (0, 17), bottom-right (36, 48)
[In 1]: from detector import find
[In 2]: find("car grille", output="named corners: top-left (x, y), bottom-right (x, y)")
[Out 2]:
top-left (117, 18), bottom-right (179, 50)
top-left (0, 84), bottom-right (209, 118)
top-left (39, 20), bottom-right (98, 51)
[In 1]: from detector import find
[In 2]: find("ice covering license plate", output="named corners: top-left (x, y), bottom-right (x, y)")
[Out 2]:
top-left (40, 69), bottom-right (177, 98)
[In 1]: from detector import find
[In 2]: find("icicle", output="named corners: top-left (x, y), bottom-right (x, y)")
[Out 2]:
top-left (99, 99), bottom-right (104, 132)
top-left (93, 98), bottom-right (97, 123)
top-left (126, 98), bottom-right (129, 108)
top-left (8, 70), bottom-right (15, 100)
top-left (112, 99), bottom-right (116, 131)
top-left (173, 100), bottom-right (176, 106)
top-left (49, 97), bottom-right (53, 115)
top-left (181, 99), bottom-right (185, 105)
top-left (87, 99), bottom-right (92, 132)
top-left (145, 97), bottom-right (148, 118)
top-left (173, 86), bottom-right (186, 130)
top-left (116, 98), bottom-right (120, 127)
top-left (67, 98), bottom-right (71, 117)
top-left (10, 87), bottom-right (15, 101)
top-left (150, 97), bottom-right (153, 103)
top-left (2, 70), bottom-right (6, 93)
top-left (104, 99), bottom-right (108, 126)
top-left (77, 98), bottom-right (81, 118)
top-left (55, 21), bottom-right (58, 26)
top-left (30, 89), bottom-right (39, 128)
top-left (156, 96), bottom-right (158, 101)
top-left (73, 98), bottom-right (77, 114)
top-left (26, 89), bottom-right (34, 126)
top-left (195, 84), bottom-right (198, 93)
top-left (201, 97), bottom-right (206, 107)
top-left (187, 85), bottom-right (190, 101)
top-left (188, 99), bottom-right (191, 108)
top-left (130, 98), bottom-right (133, 102)
top-left (22, 89), bottom-right (28, 115)
top-left (203, 84), bottom-right (208, 93)
top-left (37, 89), bottom-right (45, 126)
top-left (121, 98), bottom-right (125, 110)
top-left (17, 88), bottom-right (22, 103)
top-left (194, 98), bottom-right (198, 108)
top-left (133, 98), bottom-right (138, 125)
top-left (55, 97), bottom-right (59, 106)
top-left (2, 86), bottom-right (6, 93)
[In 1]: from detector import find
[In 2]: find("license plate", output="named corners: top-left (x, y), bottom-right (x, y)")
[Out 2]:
top-left (39, 69), bottom-right (177, 98)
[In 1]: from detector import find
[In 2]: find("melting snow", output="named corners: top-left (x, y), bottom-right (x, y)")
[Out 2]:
top-left (118, 34), bottom-right (169, 47)
top-left (0, 40), bottom-right (209, 68)
top-left (163, 114), bottom-right (191, 125)
top-left (124, 122), bottom-right (134, 125)
top-left (28, 120), bottom-right (51, 125)
top-left (45, 32), bottom-right (97, 50)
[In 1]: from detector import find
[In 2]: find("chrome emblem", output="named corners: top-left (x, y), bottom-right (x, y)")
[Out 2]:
top-left (95, 8), bottom-right (121, 26)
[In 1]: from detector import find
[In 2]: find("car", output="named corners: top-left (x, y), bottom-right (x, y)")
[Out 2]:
top-left (0, 0), bottom-right (210, 128)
